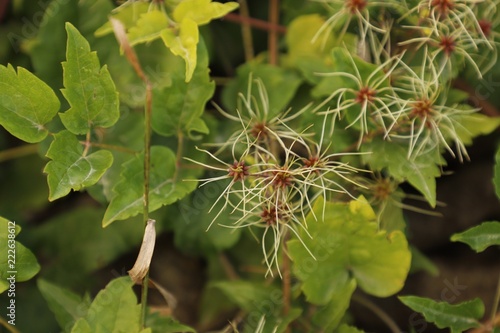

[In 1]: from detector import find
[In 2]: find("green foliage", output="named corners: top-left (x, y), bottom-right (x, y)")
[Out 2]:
top-left (0, 64), bottom-right (59, 142)
top-left (0, 217), bottom-right (40, 293)
top-left (288, 197), bottom-right (411, 305)
top-left (451, 221), bottom-right (500, 252)
top-left (1, 0), bottom-right (499, 332)
top-left (44, 130), bottom-right (113, 201)
top-left (60, 23), bottom-right (119, 134)
top-left (399, 296), bottom-right (485, 333)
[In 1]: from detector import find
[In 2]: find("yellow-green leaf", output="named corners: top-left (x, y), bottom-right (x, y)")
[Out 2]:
top-left (454, 113), bottom-right (500, 145)
top-left (173, 0), bottom-right (239, 25)
top-left (127, 10), bottom-right (169, 46)
top-left (95, 1), bottom-right (150, 37)
top-left (161, 18), bottom-right (199, 82)
top-left (288, 197), bottom-right (411, 307)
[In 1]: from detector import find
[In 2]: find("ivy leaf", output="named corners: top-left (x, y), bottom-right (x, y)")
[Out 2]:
top-left (161, 18), bottom-right (199, 82)
top-left (287, 197), bottom-right (411, 306)
top-left (152, 38), bottom-right (214, 138)
top-left (44, 130), bottom-right (113, 201)
top-left (60, 23), bottom-right (119, 134)
top-left (70, 277), bottom-right (141, 333)
top-left (0, 64), bottom-right (60, 143)
top-left (127, 10), bottom-right (169, 46)
top-left (0, 217), bottom-right (40, 293)
top-left (103, 146), bottom-right (196, 226)
top-left (363, 138), bottom-right (443, 207)
top-left (222, 63), bottom-right (303, 119)
top-left (399, 296), bottom-right (484, 333)
top-left (450, 221), bottom-right (500, 252)
top-left (173, 0), bottom-right (239, 25)
top-left (38, 279), bottom-right (91, 333)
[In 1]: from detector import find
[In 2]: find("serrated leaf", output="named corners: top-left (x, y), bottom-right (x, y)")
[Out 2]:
top-left (173, 0), bottom-right (239, 25)
top-left (0, 64), bottom-right (60, 142)
top-left (127, 10), bottom-right (169, 46)
top-left (60, 23), bottom-right (119, 134)
top-left (451, 221), bottom-right (500, 252)
top-left (44, 130), bottom-right (113, 201)
top-left (71, 277), bottom-right (141, 333)
top-left (38, 279), bottom-right (90, 333)
top-left (222, 63), bottom-right (303, 119)
top-left (287, 197), bottom-right (411, 306)
top-left (362, 138), bottom-right (442, 207)
top-left (152, 38), bottom-right (213, 138)
top-left (161, 18), bottom-right (199, 82)
top-left (399, 296), bottom-right (484, 333)
top-left (0, 217), bottom-right (40, 293)
top-left (103, 146), bottom-right (196, 226)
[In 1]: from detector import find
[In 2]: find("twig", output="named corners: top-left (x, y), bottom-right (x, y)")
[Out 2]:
top-left (111, 18), bottom-right (153, 329)
top-left (224, 13), bottom-right (286, 34)
top-left (0, 144), bottom-right (38, 163)
top-left (0, 316), bottom-right (20, 333)
top-left (351, 294), bottom-right (401, 333)
top-left (239, 0), bottom-right (254, 62)
top-left (282, 230), bottom-right (291, 332)
top-left (453, 78), bottom-right (500, 117)
top-left (219, 253), bottom-right (239, 280)
top-left (268, 0), bottom-right (280, 65)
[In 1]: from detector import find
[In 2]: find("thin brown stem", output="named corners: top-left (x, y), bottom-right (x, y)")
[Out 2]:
top-left (79, 142), bottom-right (138, 155)
top-left (0, 316), bottom-right (20, 333)
top-left (0, 144), bottom-right (38, 163)
top-left (82, 131), bottom-right (91, 157)
top-left (351, 294), bottom-right (400, 333)
top-left (491, 274), bottom-right (500, 330)
top-left (239, 0), bottom-right (254, 62)
top-left (219, 253), bottom-right (239, 280)
top-left (224, 13), bottom-right (286, 34)
top-left (268, 0), bottom-right (280, 65)
top-left (282, 230), bottom-right (291, 332)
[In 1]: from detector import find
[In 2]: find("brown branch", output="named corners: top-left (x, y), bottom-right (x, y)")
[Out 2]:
top-left (224, 13), bottom-right (286, 34)
top-left (0, 144), bottom-right (38, 163)
top-left (239, 0), bottom-right (254, 62)
top-left (453, 78), bottom-right (500, 117)
top-left (268, 0), bottom-right (280, 65)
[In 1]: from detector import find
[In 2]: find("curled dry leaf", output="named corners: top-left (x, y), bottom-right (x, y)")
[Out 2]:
top-left (128, 219), bottom-right (156, 283)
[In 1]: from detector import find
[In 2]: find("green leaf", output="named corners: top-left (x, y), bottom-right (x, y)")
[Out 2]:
top-left (222, 63), bottom-right (303, 119)
top-left (60, 23), bottom-right (119, 134)
top-left (44, 130), bottom-right (113, 201)
top-left (127, 10), bottom-right (169, 46)
top-left (399, 296), bottom-right (484, 333)
top-left (0, 64), bottom-right (60, 142)
top-left (103, 146), bottom-right (196, 226)
top-left (495, 145), bottom-right (500, 200)
top-left (336, 324), bottom-right (365, 333)
top-left (152, 38), bottom-right (213, 137)
top-left (38, 279), bottom-right (90, 333)
top-left (161, 18), bottom-right (199, 82)
top-left (173, 0), bottom-right (239, 25)
top-left (312, 279), bottom-right (356, 331)
top-left (454, 113), bottom-right (500, 145)
top-left (31, 207), bottom-right (144, 288)
top-left (95, 1), bottom-right (150, 37)
top-left (362, 138), bottom-right (443, 207)
top-left (146, 312), bottom-right (196, 333)
top-left (288, 197), bottom-right (411, 306)
top-left (451, 221), bottom-right (500, 252)
top-left (70, 277), bottom-right (141, 333)
top-left (409, 246), bottom-right (439, 276)
top-left (0, 217), bottom-right (40, 293)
